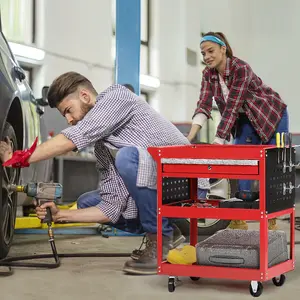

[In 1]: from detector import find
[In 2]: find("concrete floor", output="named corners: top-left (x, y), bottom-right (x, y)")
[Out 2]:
top-left (1, 219), bottom-right (300, 300)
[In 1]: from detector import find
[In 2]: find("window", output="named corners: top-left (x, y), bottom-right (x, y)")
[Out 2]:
top-left (0, 0), bottom-right (35, 44)
top-left (111, 0), bottom-right (149, 75)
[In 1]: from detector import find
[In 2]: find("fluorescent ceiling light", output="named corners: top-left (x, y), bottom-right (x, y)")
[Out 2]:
top-left (8, 42), bottom-right (45, 61)
top-left (140, 74), bottom-right (160, 89)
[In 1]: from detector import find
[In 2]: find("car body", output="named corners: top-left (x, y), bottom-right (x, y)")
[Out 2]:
top-left (0, 29), bottom-right (52, 258)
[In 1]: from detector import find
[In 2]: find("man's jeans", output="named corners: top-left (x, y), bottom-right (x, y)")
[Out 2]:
top-left (77, 147), bottom-right (208, 237)
top-left (234, 109), bottom-right (289, 192)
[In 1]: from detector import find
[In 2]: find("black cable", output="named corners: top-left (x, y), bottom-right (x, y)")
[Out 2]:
top-left (0, 227), bottom-right (131, 277)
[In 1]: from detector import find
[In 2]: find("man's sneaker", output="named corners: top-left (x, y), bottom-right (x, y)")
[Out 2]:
top-left (123, 233), bottom-right (171, 275)
top-left (130, 223), bottom-right (185, 260)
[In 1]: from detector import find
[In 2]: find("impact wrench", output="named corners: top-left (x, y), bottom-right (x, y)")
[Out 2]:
top-left (0, 182), bottom-right (131, 277)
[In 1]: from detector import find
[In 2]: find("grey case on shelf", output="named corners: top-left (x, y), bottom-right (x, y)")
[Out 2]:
top-left (196, 229), bottom-right (288, 269)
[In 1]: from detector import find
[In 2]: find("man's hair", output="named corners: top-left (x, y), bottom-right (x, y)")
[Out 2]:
top-left (47, 72), bottom-right (98, 108)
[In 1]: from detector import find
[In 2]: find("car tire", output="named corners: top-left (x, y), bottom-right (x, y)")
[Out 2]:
top-left (173, 178), bottom-right (234, 237)
top-left (173, 217), bottom-right (231, 237)
top-left (0, 122), bottom-right (19, 259)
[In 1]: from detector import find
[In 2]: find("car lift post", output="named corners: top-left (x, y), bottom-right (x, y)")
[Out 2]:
top-left (115, 0), bottom-right (141, 94)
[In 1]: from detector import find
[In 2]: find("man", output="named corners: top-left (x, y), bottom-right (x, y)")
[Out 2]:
top-left (0, 72), bottom-right (192, 275)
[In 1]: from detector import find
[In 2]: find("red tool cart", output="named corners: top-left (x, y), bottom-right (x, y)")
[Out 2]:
top-left (148, 144), bottom-right (296, 297)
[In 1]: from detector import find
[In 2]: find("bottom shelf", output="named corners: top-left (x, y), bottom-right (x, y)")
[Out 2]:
top-left (158, 259), bottom-right (294, 281)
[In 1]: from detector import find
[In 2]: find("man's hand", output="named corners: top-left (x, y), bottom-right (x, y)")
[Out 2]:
top-left (0, 137), bottom-right (13, 163)
top-left (35, 202), bottom-right (60, 222)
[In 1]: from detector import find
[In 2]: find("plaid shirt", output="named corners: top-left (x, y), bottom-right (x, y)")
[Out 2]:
top-left (61, 84), bottom-right (207, 223)
top-left (193, 56), bottom-right (287, 142)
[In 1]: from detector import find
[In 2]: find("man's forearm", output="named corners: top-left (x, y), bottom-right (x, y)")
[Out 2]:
top-left (28, 134), bottom-right (76, 164)
top-left (55, 207), bottom-right (110, 223)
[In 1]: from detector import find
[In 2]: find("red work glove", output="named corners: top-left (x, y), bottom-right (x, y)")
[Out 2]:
top-left (3, 137), bottom-right (38, 168)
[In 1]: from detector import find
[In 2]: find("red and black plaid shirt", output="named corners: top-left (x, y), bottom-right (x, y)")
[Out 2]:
top-left (193, 56), bottom-right (287, 142)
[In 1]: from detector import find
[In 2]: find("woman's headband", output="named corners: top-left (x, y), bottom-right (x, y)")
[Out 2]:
top-left (200, 35), bottom-right (226, 47)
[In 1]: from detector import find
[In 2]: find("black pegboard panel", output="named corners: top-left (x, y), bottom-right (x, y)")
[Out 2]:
top-left (266, 147), bottom-right (296, 213)
top-left (162, 177), bottom-right (190, 204)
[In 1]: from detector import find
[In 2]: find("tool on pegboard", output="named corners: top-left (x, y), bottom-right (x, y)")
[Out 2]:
top-left (276, 132), bottom-right (281, 164)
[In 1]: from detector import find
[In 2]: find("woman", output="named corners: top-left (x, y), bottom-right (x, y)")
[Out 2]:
top-left (187, 32), bottom-right (289, 230)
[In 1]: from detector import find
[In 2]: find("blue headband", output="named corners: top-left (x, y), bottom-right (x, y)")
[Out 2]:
top-left (200, 35), bottom-right (226, 47)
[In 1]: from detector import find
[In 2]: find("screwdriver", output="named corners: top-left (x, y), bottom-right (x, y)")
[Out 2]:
top-left (276, 132), bottom-right (280, 164)
top-left (289, 133), bottom-right (293, 171)
top-left (281, 132), bottom-right (285, 163)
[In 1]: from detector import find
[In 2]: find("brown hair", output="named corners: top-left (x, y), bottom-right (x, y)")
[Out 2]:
top-left (47, 72), bottom-right (98, 108)
top-left (203, 32), bottom-right (233, 58)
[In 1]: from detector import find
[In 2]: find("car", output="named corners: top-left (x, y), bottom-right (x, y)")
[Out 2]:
top-left (0, 29), bottom-right (52, 259)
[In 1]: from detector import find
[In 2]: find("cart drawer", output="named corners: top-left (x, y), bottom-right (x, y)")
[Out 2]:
top-left (162, 164), bottom-right (259, 175)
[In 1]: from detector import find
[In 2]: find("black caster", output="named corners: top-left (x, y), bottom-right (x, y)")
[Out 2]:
top-left (190, 277), bottom-right (200, 281)
top-left (272, 274), bottom-right (286, 287)
top-left (168, 277), bottom-right (176, 292)
top-left (249, 281), bottom-right (263, 297)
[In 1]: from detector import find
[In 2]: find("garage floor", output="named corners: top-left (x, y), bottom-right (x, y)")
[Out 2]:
top-left (1, 217), bottom-right (300, 300)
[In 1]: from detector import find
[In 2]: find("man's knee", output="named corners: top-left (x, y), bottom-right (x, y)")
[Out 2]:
top-left (77, 192), bottom-right (92, 209)
top-left (77, 190), bottom-right (101, 209)
top-left (115, 146), bottom-right (138, 176)
top-left (77, 194), bottom-right (87, 209)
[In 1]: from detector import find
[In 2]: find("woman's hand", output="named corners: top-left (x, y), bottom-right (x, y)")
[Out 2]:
top-left (187, 124), bottom-right (202, 142)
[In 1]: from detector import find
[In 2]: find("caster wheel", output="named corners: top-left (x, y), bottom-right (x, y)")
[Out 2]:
top-left (190, 277), bottom-right (200, 281)
top-left (249, 281), bottom-right (263, 297)
top-left (168, 277), bottom-right (175, 292)
top-left (272, 274), bottom-right (286, 286)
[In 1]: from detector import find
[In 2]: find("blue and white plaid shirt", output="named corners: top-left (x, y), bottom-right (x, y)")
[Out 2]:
top-left (62, 84), bottom-right (208, 223)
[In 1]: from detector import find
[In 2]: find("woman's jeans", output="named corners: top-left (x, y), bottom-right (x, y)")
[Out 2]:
top-left (76, 146), bottom-right (208, 236)
top-left (234, 109), bottom-right (289, 193)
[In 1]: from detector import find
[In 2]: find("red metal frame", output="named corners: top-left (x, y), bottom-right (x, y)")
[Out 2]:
top-left (148, 144), bottom-right (295, 282)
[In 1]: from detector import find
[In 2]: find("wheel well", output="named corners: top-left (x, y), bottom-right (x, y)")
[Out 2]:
top-left (6, 98), bottom-right (23, 150)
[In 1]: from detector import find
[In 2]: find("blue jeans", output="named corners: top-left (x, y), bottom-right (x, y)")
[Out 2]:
top-left (77, 190), bottom-right (144, 234)
top-left (77, 147), bottom-right (208, 236)
top-left (234, 109), bottom-right (289, 192)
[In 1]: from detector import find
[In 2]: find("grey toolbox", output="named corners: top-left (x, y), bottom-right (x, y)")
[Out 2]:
top-left (196, 229), bottom-right (288, 269)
